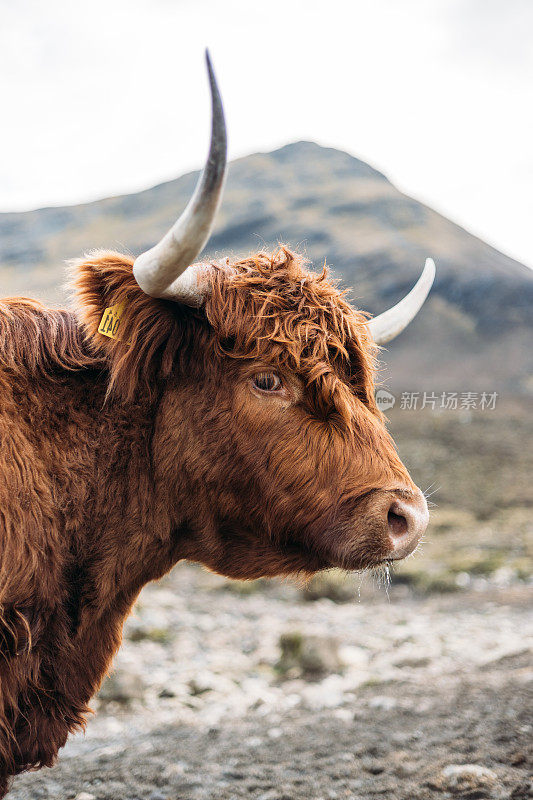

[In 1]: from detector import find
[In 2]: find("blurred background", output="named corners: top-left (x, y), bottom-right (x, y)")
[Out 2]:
top-left (2, 1), bottom-right (532, 799)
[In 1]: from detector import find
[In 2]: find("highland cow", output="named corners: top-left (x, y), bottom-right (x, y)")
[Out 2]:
top-left (0, 53), bottom-right (434, 795)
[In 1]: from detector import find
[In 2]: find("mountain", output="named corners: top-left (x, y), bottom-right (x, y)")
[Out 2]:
top-left (1, 141), bottom-right (531, 394)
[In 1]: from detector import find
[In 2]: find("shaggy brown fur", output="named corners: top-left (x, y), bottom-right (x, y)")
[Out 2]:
top-left (0, 247), bottom-right (416, 795)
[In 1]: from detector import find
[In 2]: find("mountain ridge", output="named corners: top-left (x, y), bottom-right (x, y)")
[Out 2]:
top-left (1, 140), bottom-right (530, 393)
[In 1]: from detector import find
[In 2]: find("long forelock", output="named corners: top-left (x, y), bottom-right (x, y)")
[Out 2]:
top-left (206, 247), bottom-right (381, 423)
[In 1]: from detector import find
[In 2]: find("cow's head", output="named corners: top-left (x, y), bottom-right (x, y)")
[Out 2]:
top-left (75, 53), bottom-right (433, 580)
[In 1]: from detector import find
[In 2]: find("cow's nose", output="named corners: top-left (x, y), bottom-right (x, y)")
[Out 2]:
top-left (386, 490), bottom-right (429, 560)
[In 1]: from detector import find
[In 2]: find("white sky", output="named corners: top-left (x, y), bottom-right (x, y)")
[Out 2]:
top-left (1, 0), bottom-right (532, 267)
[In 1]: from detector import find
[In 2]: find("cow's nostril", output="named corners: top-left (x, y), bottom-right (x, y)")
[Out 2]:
top-left (387, 509), bottom-right (408, 537)
top-left (386, 491), bottom-right (429, 561)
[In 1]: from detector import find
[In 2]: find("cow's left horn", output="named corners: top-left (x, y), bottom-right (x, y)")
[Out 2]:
top-left (132, 50), bottom-right (227, 306)
top-left (367, 258), bottom-right (436, 345)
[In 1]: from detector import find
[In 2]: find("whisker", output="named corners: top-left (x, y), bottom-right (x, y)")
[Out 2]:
top-left (424, 486), bottom-right (441, 501)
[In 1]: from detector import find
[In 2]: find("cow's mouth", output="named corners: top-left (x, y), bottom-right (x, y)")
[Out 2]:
top-left (284, 532), bottom-right (388, 574)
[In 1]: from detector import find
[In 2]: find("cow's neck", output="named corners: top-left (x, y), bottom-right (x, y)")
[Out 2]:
top-left (73, 377), bottom-right (180, 603)
top-left (33, 369), bottom-right (182, 700)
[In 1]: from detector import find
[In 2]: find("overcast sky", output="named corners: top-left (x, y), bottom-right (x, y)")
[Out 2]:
top-left (1, 0), bottom-right (532, 267)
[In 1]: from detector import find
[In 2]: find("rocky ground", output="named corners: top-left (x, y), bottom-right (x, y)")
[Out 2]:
top-left (9, 562), bottom-right (532, 800)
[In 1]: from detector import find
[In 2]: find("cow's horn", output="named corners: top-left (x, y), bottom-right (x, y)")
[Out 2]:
top-left (132, 50), bottom-right (227, 306)
top-left (367, 258), bottom-right (436, 345)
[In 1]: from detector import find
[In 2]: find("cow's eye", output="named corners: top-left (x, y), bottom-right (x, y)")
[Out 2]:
top-left (253, 372), bottom-right (281, 392)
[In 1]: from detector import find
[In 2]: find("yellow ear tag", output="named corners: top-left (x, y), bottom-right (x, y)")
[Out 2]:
top-left (98, 303), bottom-right (126, 340)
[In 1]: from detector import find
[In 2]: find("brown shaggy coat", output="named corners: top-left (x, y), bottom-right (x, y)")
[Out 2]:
top-left (0, 248), bottom-right (414, 794)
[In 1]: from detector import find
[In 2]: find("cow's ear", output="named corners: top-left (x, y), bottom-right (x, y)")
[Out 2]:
top-left (69, 250), bottom-right (144, 354)
top-left (69, 250), bottom-right (187, 401)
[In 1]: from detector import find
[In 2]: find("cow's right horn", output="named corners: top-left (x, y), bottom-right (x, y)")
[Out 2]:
top-left (133, 49), bottom-right (227, 307)
top-left (367, 258), bottom-right (436, 345)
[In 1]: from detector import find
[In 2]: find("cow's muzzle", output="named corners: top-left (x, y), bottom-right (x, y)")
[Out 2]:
top-left (322, 486), bottom-right (429, 570)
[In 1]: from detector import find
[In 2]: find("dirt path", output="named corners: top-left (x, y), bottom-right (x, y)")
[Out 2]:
top-left (9, 568), bottom-right (533, 800)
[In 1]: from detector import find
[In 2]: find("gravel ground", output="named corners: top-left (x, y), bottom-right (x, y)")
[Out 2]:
top-left (9, 565), bottom-right (533, 800)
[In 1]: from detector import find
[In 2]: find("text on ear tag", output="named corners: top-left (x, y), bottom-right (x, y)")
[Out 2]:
top-left (98, 303), bottom-right (126, 340)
